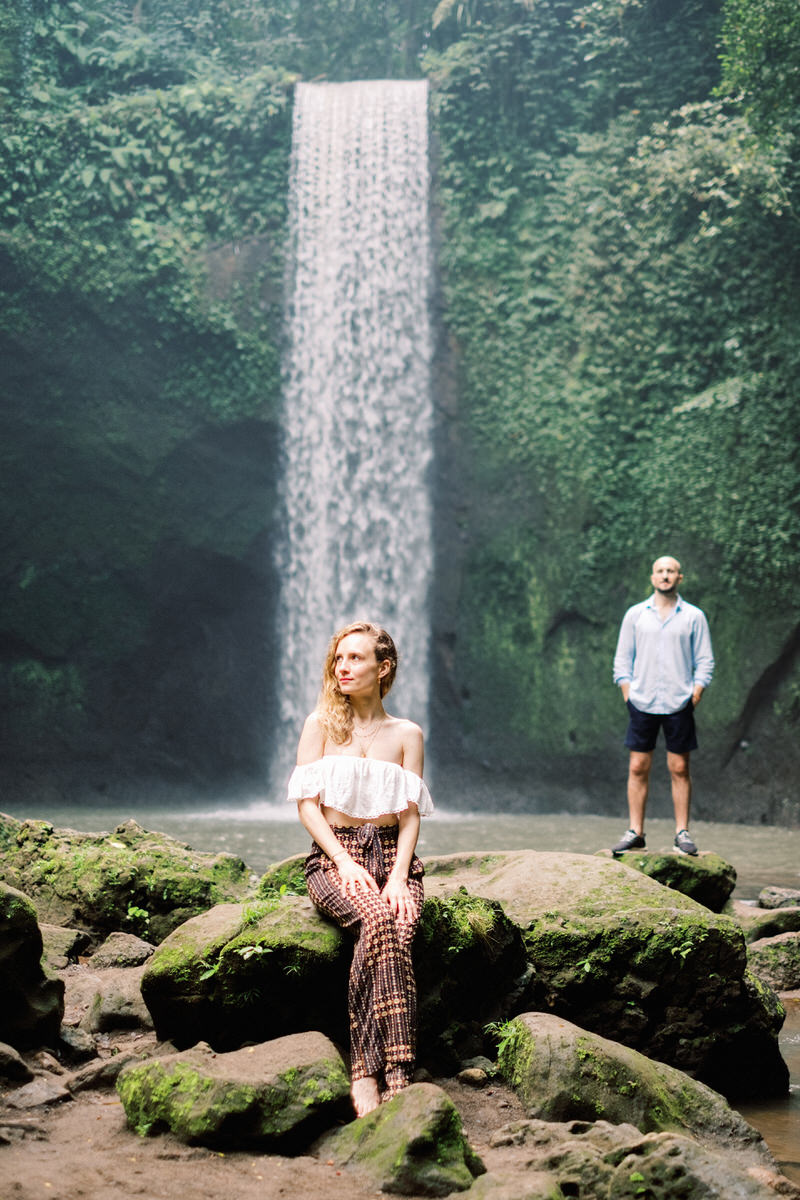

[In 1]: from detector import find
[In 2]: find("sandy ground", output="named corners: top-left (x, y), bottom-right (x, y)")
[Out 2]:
top-left (0, 1067), bottom-right (527, 1200)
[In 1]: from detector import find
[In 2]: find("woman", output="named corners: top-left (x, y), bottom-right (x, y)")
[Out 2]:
top-left (287, 621), bottom-right (433, 1117)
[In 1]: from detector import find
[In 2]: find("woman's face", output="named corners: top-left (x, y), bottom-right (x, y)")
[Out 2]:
top-left (333, 632), bottom-right (386, 698)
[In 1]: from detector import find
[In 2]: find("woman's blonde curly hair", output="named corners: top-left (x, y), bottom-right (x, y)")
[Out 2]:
top-left (316, 621), bottom-right (398, 745)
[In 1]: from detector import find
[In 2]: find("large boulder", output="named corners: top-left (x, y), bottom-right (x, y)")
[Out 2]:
top-left (142, 887), bottom-right (528, 1059)
top-left (0, 814), bottom-right (250, 942)
top-left (423, 850), bottom-right (787, 1099)
top-left (493, 1012), bottom-right (769, 1155)
top-left (747, 932), bottom-right (800, 992)
top-left (479, 1118), bottom-right (795, 1200)
top-left (116, 1031), bottom-right (349, 1149)
top-left (141, 895), bottom-right (349, 1050)
top-left (595, 848), bottom-right (736, 912)
top-left (0, 882), bottom-right (64, 1050)
top-left (315, 1081), bottom-right (485, 1195)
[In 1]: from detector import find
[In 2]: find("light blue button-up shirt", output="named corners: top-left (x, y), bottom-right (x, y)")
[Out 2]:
top-left (613, 594), bottom-right (714, 715)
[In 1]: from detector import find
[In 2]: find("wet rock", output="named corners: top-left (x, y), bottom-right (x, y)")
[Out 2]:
top-left (0, 1041), bottom-right (35, 1082)
top-left (0, 814), bottom-right (249, 943)
top-left (748, 932), bottom-right (800, 992)
top-left (595, 848), bottom-right (736, 912)
top-left (117, 1031), bottom-right (350, 1149)
top-left (424, 850), bottom-right (787, 1100)
top-left (495, 1012), bottom-right (770, 1155)
top-left (315, 1081), bottom-right (485, 1195)
top-left (758, 886), bottom-right (800, 910)
top-left (0, 882), bottom-right (64, 1050)
top-left (88, 932), bottom-right (155, 968)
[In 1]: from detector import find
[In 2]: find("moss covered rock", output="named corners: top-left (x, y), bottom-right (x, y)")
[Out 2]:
top-left (141, 894), bottom-right (349, 1050)
top-left (414, 888), bottom-right (529, 1069)
top-left (725, 898), bottom-right (800, 944)
top-left (595, 849), bottom-right (736, 912)
top-left (747, 932), bottom-right (800, 993)
top-left (315, 1081), bottom-right (484, 1195)
top-left (0, 882), bottom-right (64, 1050)
top-left (0, 814), bottom-right (249, 942)
top-left (116, 1031), bottom-right (349, 1149)
top-left (424, 850), bottom-right (787, 1100)
top-left (496, 1012), bottom-right (768, 1153)
top-left (142, 882), bottom-right (529, 1058)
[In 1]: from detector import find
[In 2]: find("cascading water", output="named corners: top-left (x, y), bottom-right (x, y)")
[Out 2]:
top-left (274, 80), bottom-right (434, 772)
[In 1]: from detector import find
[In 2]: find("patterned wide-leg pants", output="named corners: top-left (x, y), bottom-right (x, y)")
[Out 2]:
top-left (304, 823), bottom-right (424, 1094)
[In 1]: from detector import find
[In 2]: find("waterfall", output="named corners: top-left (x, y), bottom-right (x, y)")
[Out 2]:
top-left (275, 80), bottom-right (434, 770)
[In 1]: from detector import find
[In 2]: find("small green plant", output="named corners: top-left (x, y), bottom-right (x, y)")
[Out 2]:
top-left (235, 944), bottom-right (272, 961)
top-left (485, 1019), bottom-right (522, 1060)
top-left (198, 958), bottom-right (220, 982)
top-left (670, 939), bottom-right (696, 961)
top-left (126, 904), bottom-right (150, 933)
top-left (575, 956), bottom-right (593, 975)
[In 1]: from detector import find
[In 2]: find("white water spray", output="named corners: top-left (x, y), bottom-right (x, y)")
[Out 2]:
top-left (275, 80), bottom-right (434, 771)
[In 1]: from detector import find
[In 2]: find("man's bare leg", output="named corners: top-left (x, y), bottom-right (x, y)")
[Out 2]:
top-left (667, 751), bottom-right (692, 831)
top-left (627, 750), bottom-right (653, 834)
top-left (351, 1074), bottom-right (381, 1118)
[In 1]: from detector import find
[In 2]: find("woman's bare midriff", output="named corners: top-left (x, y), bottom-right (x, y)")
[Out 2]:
top-left (320, 804), bottom-right (399, 829)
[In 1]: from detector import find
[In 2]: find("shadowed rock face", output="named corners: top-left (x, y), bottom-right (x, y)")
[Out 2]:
top-left (0, 882), bottom-right (64, 1050)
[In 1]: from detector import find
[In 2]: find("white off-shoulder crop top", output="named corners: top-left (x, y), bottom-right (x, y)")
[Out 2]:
top-left (286, 756), bottom-right (434, 820)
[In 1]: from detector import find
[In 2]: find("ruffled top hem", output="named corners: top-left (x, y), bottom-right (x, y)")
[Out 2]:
top-left (286, 755), bottom-right (433, 819)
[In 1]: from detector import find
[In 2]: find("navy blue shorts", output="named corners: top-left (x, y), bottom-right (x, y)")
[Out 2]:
top-left (624, 698), bottom-right (697, 754)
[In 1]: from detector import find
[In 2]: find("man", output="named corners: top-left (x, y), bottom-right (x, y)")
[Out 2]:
top-left (611, 555), bottom-right (714, 856)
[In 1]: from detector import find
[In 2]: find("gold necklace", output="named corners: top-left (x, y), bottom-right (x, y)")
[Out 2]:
top-left (353, 716), bottom-right (385, 758)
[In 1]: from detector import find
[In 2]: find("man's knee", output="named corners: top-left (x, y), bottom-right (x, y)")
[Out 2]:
top-left (628, 752), bottom-right (653, 781)
top-left (667, 752), bottom-right (691, 780)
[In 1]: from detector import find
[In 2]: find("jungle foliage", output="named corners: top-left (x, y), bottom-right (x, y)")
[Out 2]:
top-left (1, 0), bottom-right (798, 804)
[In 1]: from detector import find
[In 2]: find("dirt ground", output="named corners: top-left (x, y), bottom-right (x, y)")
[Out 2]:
top-left (0, 1057), bottom-right (528, 1200)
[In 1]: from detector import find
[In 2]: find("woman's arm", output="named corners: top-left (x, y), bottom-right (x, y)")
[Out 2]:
top-left (382, 721), bottom-right (425, 921)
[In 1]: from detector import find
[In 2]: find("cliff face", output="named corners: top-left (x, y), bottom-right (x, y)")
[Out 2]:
top-left (1, 1), bottom-right (798, 819)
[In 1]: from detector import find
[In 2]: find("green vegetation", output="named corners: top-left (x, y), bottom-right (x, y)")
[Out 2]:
top-left (428, 0), bottom-right (800, 786)
top-left (1, 0), bottom-right (798, 807)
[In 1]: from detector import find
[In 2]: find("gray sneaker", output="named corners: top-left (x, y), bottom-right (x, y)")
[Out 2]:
top-left (612, 829), bottom-right (646, 855)
top-left (674, 829), bottom-right (698, 856)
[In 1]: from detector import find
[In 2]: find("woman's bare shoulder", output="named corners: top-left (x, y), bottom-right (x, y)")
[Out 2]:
top-left (297, 711), bottom-right (326, 764)
top-left (386, 715), bottom-right (423, 735)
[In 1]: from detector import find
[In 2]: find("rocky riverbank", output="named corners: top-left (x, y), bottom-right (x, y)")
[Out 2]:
top-left (2, 812), bottom-right (800, 1198)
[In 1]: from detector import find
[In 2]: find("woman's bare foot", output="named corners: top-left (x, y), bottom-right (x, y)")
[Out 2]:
top-left (351, 1075), bottom-right (381, 1118)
